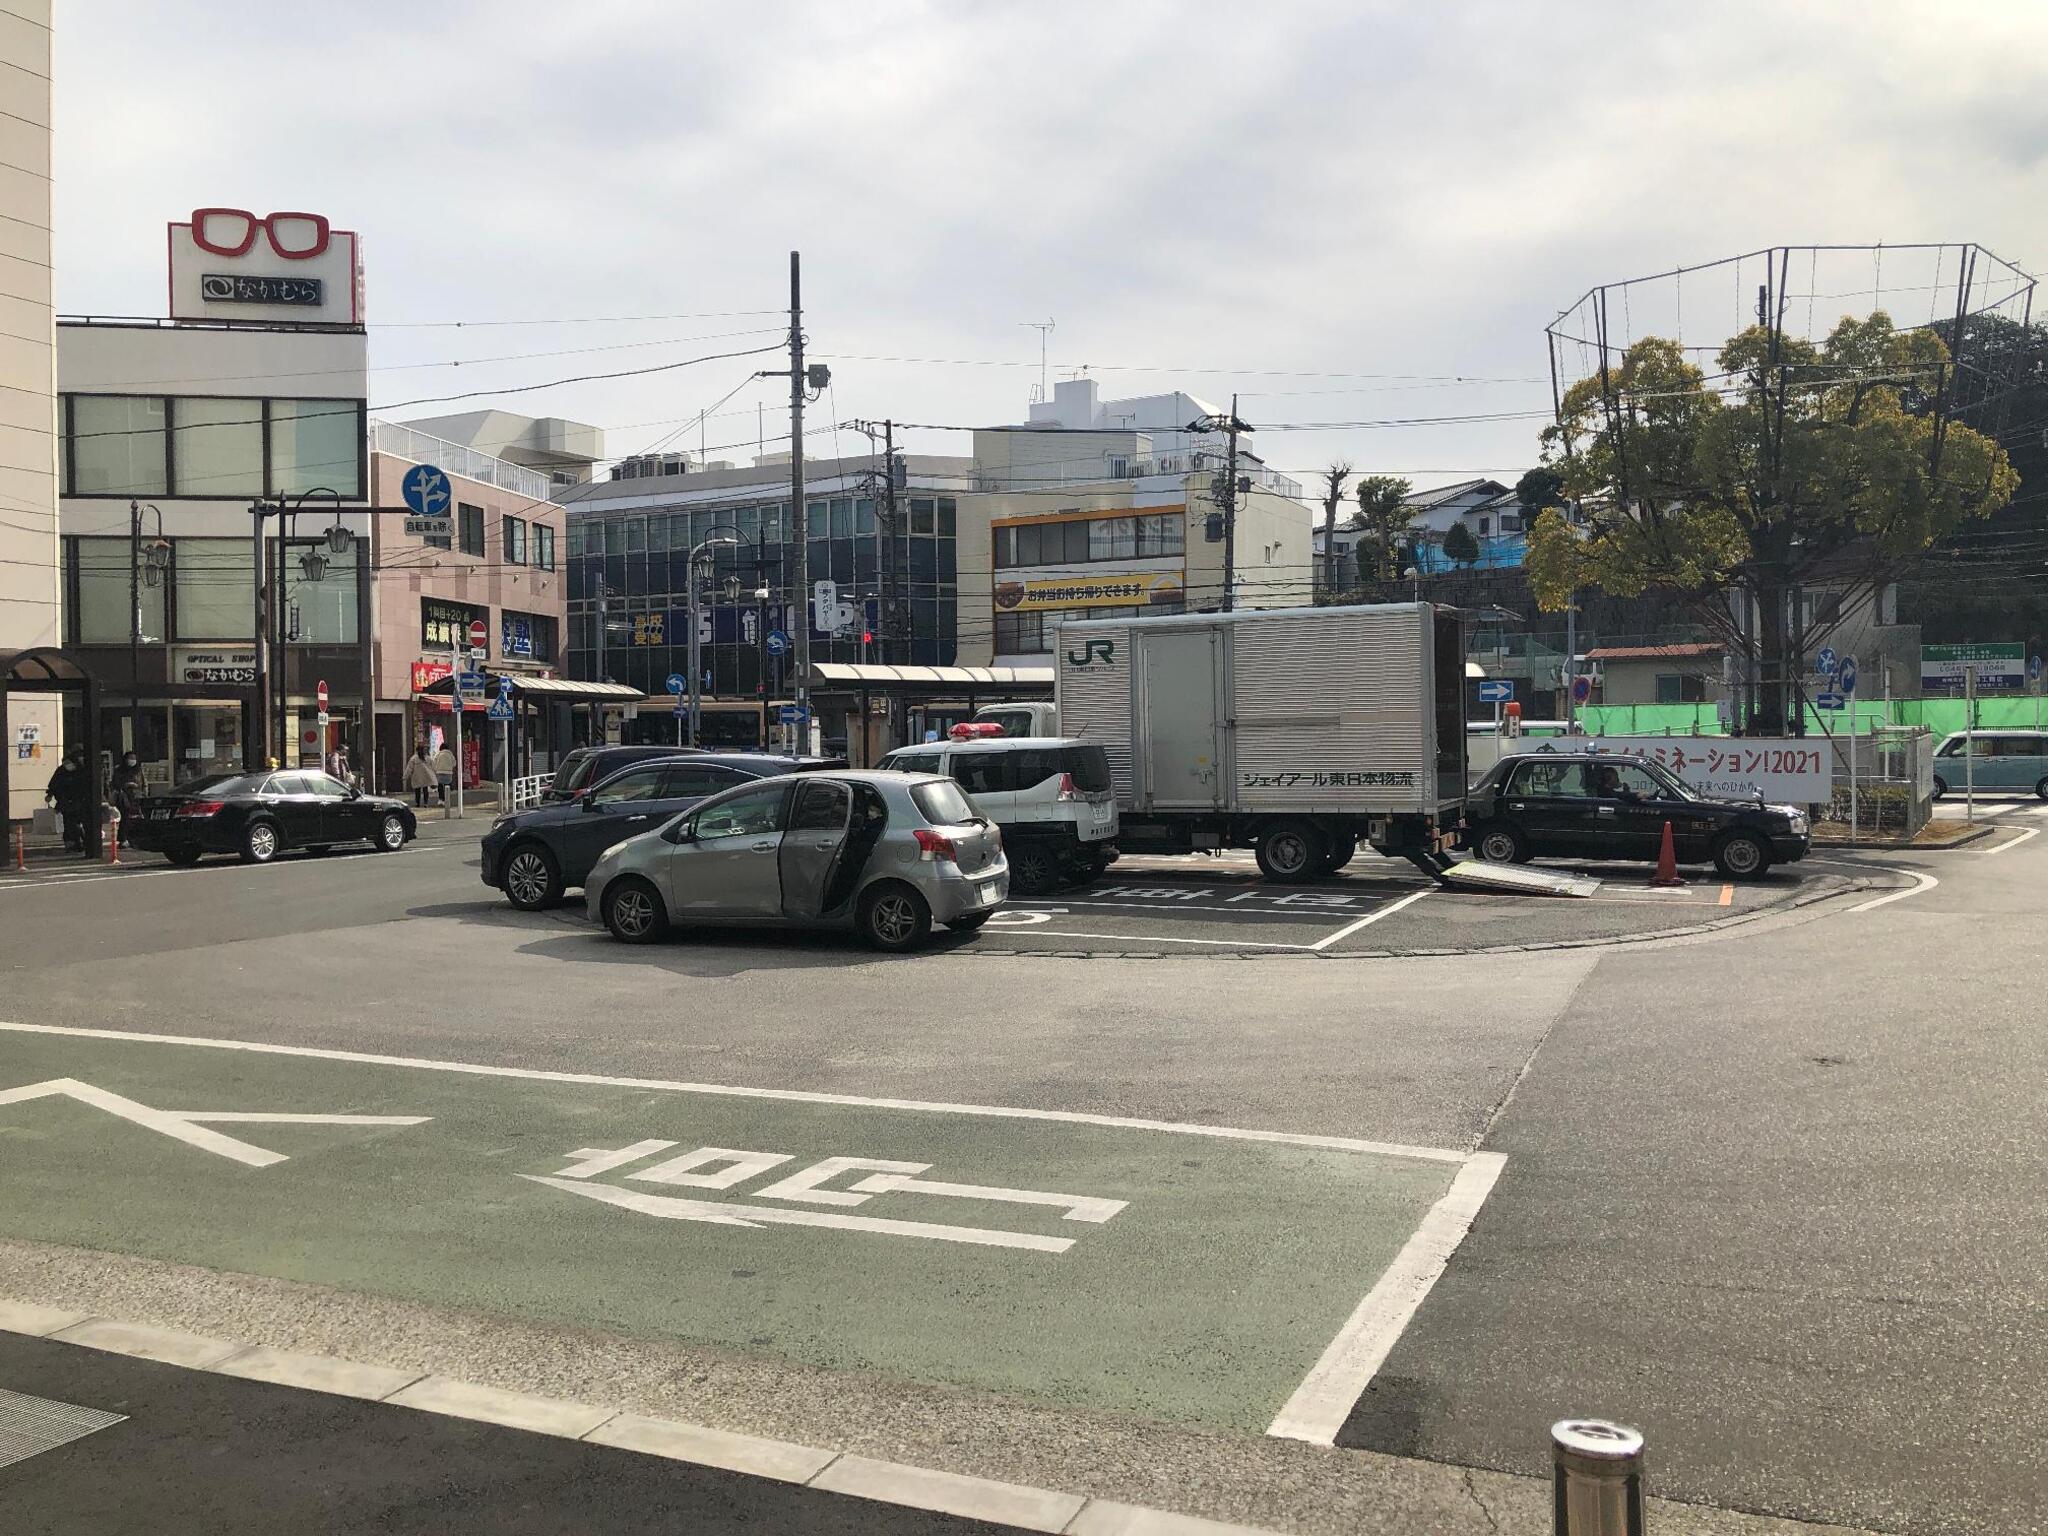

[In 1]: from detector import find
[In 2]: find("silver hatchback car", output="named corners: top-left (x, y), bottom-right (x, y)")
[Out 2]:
top-left (585, 769), bottom-right (1009, 950)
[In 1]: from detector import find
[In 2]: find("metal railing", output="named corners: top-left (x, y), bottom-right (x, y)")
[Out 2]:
top-left (1813, 725), bottom-right (1933, 840)
top-left (371, 420), bottom-right (551, 501)
top-left (509, 773), bottom-right (552, 811)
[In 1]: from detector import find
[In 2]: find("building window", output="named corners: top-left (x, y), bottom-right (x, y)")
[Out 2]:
top-left (280, 540), bottom-right (358, 643)
top-left (70, 396), bottom-right (167, 495)
top-left (503, 515), bottom-right (528, 565)
top-left (1478, 517), bottom-right (1490, 536)
top-left (423, 597), bottom-right (486, 653)
top-left (172, 539), bottom-right (255, 640)
top-left (534, 522), bottom-right (556, 571)
top-left (69, 538), bottom-right (166, 644)
top-left (267, 399), bottom-right (362, 498)
top-left (910, 498), bottom-right (935, 535)
top-left (1501, 513), bottom-right (1523, 533)
top-left (1655, 673), bottom-right (1707, 704)
top-left (993, 612), bottom-right (1046, 654)
top-left (458, 503), bottom-right (485, 557)
top-left (501, 610), bottom-right (555, 663)
top-left (170, 397), bottom-right (265, 496)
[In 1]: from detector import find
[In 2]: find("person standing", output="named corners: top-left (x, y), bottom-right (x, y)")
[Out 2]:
top-left (110, 751), bottom-right (146, 822)
top-left (431, 741), bottom-right (456, 806)
top-left (328, 741), bottom-right (352, 786)
top-left (403, 744), bottom-right (437, 808)
top-left (44, 749), bottom-right (89, 851)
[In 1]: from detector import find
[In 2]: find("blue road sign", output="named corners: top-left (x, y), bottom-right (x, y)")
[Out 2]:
top-left (1837, 656), bottom-right (1859, 697)
top-left (1816, 646), bottom-right (1838, 677)
top-left (497, 675), bottom-right (515, 697)
top-left (672, 695), bottom-right (687, 716)
top-left (1816, 691), bottom-right (1845, 711)
top-left (778, 704), bottom-right (811, 723)
top-left (1477, 679), bottom-right (1514, 704)
top-left (400, 464), bottom-right (452, 519)
top-left (457, 670), bottom-right (486, 691)
top-left (664, 673), bottom-right (686, 695)
top-left (1571, 675), bottom-right (1593, 705)
top-left (2031, 654), bottom-right (2044, 683)
top-left (486, 699), bottom-right (514, 721)
top-left (765, 629), bottom-right (791, 657)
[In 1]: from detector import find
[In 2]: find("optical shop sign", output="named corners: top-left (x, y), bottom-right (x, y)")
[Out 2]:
top-left (1507, 737), bottom-right (1833, 803)
top-left (169, 207), bottom-right (363, 324)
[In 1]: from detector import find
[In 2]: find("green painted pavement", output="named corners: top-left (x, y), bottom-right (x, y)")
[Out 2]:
top-left (0, 1028), bottom-right (1465, 1433)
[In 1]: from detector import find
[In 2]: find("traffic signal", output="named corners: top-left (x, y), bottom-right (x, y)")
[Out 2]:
top-left (862, 630), bottom-right (874, 645)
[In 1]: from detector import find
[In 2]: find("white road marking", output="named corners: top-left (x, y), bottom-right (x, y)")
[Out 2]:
top-left (0, 842), bottom-right (461, 892)
top-left (1017, 929), bottom-right (1315, 951)
top-left (0, 1020), bottom-right (1470, 1164)
top-left (1844, 868), bottom-right (1940, 913)
top-left (1982, 826), bottom-right (2040, 855)
top-left (1307, 888), bottom-right (1432, 951)
top-left (1266, 1150), bottom-right (1507, 1445)
top-left (1055, 894), bottom-right (1420, 921)
top-left (524, 1175), bottom-right (1079, 1253)
top-left (0, 1077), bottom-right (429, 1168)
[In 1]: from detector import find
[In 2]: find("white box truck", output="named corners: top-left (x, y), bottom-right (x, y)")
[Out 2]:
top-left (1055, 602), bottom-right (1470, 881)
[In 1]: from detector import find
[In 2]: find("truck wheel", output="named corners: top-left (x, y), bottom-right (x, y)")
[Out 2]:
top-left (1255, 822), bottom-right (1325, 883)
top-left (1474, 824), bottom-right (1529, 865)
top-left (1713, 830), bottom-right (1770, 880)
top-left (1318, 835), bottom-right (1357, 874)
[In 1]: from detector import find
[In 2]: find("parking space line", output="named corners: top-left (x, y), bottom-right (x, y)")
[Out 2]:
top-left (1008, 929), bottom-right (1319, 952)
top-left (1056, 893), bottom-right (1423, 921)
top-left (1306, 888), bottom-right (1432, 951)
top-left (1983, 826), bottom-right (2040, 855)
top-left (1266, 1150), bottom-right (1507, 1445)
top-left (0, 1020), bottom-right (1469, 1163)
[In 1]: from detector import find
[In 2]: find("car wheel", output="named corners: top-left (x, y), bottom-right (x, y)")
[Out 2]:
top-left (946, 912), bottom-right (992, 932)
top-left (1318, 834), bottom-right (1358, 874)
top-left (1255, 822), bottom-right (1325, 883)
top-left (240, 820), bottom-right (280, 864)
top-left (859, 882), bottom-right (932, 951)
top-left (1475, 823), bottom-right (1529, 865)
top-left (601, 877), bottom-right (667, 944)
top-left (2036, 776), bottom-right (2048, 802)
top-left (1931, 775), bottom-right (1947, 801)
top-left (502, 843), bottom-right (563, 910)
top-left (373, 814), bottom-right (407, 852)
top-left (1009, 841), bottom-right (1060, 895)
top-left (164, 846), bottom-right (202, 867)
top-left (1714, 830), bottom-right (1770, 880)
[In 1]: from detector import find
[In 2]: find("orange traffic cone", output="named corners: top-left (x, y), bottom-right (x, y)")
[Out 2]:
top-left (1649, 819), bottom-right (1684, 887)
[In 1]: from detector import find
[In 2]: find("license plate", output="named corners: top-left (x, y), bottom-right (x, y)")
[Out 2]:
top-left (150, 808), bottom-right (170, 819)
top-left (979, 882), bottom-right (1000, 904)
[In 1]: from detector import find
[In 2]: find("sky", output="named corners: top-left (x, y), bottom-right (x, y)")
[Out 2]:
top-left (51, 0), bottom-right (2048, 498)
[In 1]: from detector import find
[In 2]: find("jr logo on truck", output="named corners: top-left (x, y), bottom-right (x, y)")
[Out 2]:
top-left (1067, 638), bottom-right (1116, 667)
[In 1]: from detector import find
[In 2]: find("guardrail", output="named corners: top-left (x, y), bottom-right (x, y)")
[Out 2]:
top-left (510, 773), bottom-right (552, 811)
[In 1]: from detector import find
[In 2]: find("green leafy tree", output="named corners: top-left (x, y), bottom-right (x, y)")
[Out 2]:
top-left (1318, 461), bottom-right (1353, 600)
top-left (1514, 465), bottom-right (1566, 514)
top-left (1352, 475), bottom-right (1414, 583)
top-left (1442, 521), bottom-right (1481, 567)
top-left (1527, 312), bottom-right (2016, 732)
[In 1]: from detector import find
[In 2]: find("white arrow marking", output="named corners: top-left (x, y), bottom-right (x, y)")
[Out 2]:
top-left (0, 1078), bottom-right (429, 1168)
top-left (523, 1175), bottom-right (1076, 1253)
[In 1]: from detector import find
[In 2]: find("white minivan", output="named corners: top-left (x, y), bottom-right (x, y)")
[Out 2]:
top-left (879, 736), bottom-right (1117, 893)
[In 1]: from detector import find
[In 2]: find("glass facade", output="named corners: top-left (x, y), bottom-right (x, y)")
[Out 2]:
top-left (565, 493), bottom-right (959, 694)
top-left (63, 535), bottom-right (364, 646)
top-left (63, 394), bottom-right (365, 499)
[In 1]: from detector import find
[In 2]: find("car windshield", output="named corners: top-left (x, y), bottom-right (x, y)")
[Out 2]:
top-left (910, 778), bottom-right (979, 825)
top-left (1635, 757), bottom-right (1699, 800)
top-left (551, 751), bottom-right (595, 794)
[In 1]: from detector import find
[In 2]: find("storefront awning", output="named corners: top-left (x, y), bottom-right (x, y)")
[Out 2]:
top-left (418, 675), bottom-right (643, 703)
top-left (811, 663), bottom-right (1053, 692)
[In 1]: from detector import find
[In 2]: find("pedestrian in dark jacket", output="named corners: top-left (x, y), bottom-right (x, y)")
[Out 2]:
top-left (44, 750), bottom-right (89, 850)
top-left (111, 751), bottom-right (146, 821)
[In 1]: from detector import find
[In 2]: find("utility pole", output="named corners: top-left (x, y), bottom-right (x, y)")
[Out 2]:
top-left (789, 252), bottom-right (808, 722)
top-left (1188, 399), bottom-right (1252, 612)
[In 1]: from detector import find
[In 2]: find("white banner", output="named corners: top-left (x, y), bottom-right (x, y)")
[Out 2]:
top-left (1507, 736), bottom-right (1832, 803)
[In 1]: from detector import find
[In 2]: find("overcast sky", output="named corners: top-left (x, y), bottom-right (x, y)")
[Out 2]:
top-left (52, 0), bottom-right (2048, 496)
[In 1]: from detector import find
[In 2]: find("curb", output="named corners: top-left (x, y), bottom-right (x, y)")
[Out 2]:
top-left (0, 1300), bottom-right (1274, 1536)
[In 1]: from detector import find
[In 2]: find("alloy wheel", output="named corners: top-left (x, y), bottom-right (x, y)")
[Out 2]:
top-left (872, 894), bottom-right (916, 945)
top-left (380, 816), bottom-right (405, 849)
top-left (507, 851), bottom-right (550, 905)
top-left (248, 824), bottom-right (277, 861)
top-left (610, 887), bottom-right (656, 938)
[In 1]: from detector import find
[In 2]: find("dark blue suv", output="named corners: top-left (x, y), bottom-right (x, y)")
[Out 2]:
top-left (483, 753), bottom-right (827, 909)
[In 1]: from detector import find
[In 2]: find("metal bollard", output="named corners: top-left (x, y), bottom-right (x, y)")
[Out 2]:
top-left (1552, 1418), bottom-right (1645, 1535)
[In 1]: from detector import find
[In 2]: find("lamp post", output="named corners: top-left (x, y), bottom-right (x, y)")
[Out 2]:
top-left (127, 500), bottom-right (170, 759)
top-left (686, 527), bottom-right (741, 747)
top-left (268, 488), bottom-right (348, 768)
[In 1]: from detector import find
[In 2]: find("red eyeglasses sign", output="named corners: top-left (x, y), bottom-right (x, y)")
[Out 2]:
top-left (169, 207), bottom-right (361, 323)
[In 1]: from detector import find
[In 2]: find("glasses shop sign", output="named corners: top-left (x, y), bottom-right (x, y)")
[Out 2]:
top-left (169, 207), bottom-right (363, 325)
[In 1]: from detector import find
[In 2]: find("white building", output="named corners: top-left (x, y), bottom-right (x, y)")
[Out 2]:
top-left (395, 409), bottom-right (604, 488)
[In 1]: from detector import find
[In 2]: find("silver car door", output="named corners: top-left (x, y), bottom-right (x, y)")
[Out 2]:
top-left (777, 778), bottom-right (853, 920)
top-left (666, 783), bottom-right (791, 919)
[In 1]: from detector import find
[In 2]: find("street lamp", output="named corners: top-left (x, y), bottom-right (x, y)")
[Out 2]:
top-left (686, 527), bottom-right (742, 747)
top-left (128, 500), bottom-right (169, 757)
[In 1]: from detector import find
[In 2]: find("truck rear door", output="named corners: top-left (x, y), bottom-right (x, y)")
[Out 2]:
top-left (1433, 608), bottom-right (1468, 807)
top-left (1140, 630), bottom-right (1222, 807)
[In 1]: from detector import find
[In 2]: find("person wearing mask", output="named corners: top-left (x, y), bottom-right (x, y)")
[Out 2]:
top-left (403, 744), bottom-right (437, 808)
top-left (431, 742), bottom-right (456, 805)
top-left (110, 751), bottom-right (146, 823)
top-left (328, 742), bottom-right (352, 786)
top-left (44, 749), bottom-right (89, 851)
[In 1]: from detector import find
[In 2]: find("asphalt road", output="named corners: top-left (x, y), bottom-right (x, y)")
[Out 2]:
top-left (0, 819), bottom-right (2037, 1533)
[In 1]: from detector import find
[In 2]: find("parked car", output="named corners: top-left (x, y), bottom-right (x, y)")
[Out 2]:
top-left (125, 770), bottom-right (416, 865)
top-left (543, 744), bottom-right (703, 803)
top-left (1462, 749), bottom-right (1809, 878)
top-left (586, 770), bottom-right (1007, 951)
top-left (1931, 730), bottom-right (2048, 799)
top-left (484, 753), bottom-right (829, 909)
top-left (875, 737), bottom-right (1115, 893)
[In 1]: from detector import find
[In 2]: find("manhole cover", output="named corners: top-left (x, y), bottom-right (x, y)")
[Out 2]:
top-left (0, 1386), bottom-right (125, 1470)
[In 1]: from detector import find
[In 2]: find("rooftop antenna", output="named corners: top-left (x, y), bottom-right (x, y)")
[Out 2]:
top-left (1022, 317), bottom-right (1054, 402)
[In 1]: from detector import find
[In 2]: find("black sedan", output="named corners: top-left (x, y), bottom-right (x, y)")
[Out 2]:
top-left (1461, 750), bottom-right (1810, 879)
top-left (481, 753), bottom-right (828, 909)
top-left (126, 770), bottom-right (417, 865)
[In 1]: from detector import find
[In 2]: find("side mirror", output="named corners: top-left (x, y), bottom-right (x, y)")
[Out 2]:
top-left (345, 785), bottom-right (361, 800)
top-left (581, 795), bottom-right (603, 813)
top-left (662, 820), bottom-right (694, 845)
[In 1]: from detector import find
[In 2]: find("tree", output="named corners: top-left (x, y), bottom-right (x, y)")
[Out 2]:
top-left (1514, 465), bottom-right (1566, 514)
top-left (1352, 475), bottom-right (1414, 583)
top-left (1527, 312), bottom-right (2016, 733)
top-left (1442, 521), bottom-right (1481, 567)
top-left (1318, 462), bottom-right (1353, 599)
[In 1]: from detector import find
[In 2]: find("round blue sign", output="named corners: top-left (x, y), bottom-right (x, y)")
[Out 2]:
top-left (664, 673), bottom-right (686, 695)
top-left (400, 463), bottom-right (452, 518)
top-left (765, 629), bottom-right (791, 657)
top-left (1815, 646), bottom-right (1838, 677)
top-left (1837, 657), bottom-right (1859, 696)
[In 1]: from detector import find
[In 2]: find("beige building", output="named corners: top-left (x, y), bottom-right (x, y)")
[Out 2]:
top-left (956, 380), bottom-right (1313, 667)
top-left (1, 1), bottom-right (60, 819)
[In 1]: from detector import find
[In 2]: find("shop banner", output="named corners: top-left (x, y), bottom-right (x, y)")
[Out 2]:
top-left (171, 647), bottom-right (257, 685)
top-left (995, 572), bottom-right (1183, 613)
top-left (1506, 735), bottom-right (1832, 803)
top-left (410, 659), bottom-right (454, 693)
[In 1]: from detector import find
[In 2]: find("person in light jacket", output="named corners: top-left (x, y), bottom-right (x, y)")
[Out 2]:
top-left (431, 743), bottom-right (456, 804)
top-left (403, 745), bottom-right (437, 808)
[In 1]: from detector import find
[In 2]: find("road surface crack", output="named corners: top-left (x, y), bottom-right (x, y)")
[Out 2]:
top-left (1459, 1467), bottom-right (1505, 1535)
